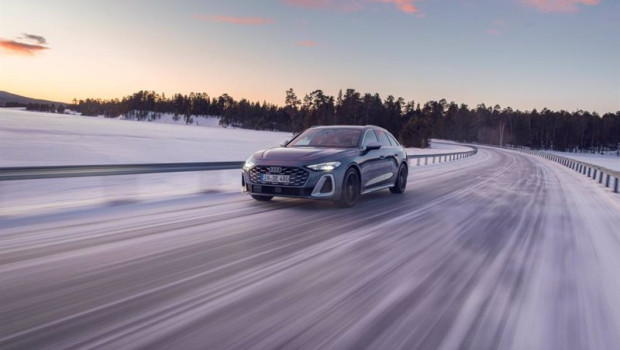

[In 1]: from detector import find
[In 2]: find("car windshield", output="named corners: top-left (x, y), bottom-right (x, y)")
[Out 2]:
top-left (287, 128), bottom-right (362, 148)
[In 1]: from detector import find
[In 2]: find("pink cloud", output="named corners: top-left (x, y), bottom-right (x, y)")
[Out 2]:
top-left (283, 0), bottom-right (332, 9)
top-left (283, 0), bottom-right (420, 13)
top-left (298, 40), bottom-right (318, 47)
top-left (0, 39), bottom-right (48, 56)
top-left (283, 0), bottom-right (363, 12)
top-left (487, 28), bottom-right (502, 36)
top-left (193, 14), bottom-right (274, 25)
top-left (520, 0), bottom-right (600, 13)
top-left (377, 0), bottom-right (419, 13)
top-left (487, 18), bottom-right (504, 36)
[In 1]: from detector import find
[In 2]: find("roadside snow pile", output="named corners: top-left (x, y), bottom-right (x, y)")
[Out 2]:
top-left (546, 151), bottom-right (620, 172)
top-left (118, 112), bottom-right (222, 128)
top-left (406, 140), bottom-right (473, 155)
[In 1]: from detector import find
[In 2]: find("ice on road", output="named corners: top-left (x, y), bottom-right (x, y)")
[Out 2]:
top-left (1, 146), bottom-right (619, 350)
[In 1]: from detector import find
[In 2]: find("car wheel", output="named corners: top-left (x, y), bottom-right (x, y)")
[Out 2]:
top-left (337, 168), bottom-right (360, 207)
top-left (390, 163), bottom-right (407, 194)
top-left (251, 195), bottom-right (273, 201)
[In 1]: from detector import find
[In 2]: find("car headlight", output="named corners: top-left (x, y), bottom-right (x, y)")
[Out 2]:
top-left (243, 158), bottom-right (255, 170)
top-left (306, 161), bottom-right (341, 172)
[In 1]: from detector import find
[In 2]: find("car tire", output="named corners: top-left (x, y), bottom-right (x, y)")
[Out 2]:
top-left (337, 168), bottom-right (360, 207)
top-left (251, 195), bottom-right (273, 201)
top-left (390, 163), bottom-right (407, 194)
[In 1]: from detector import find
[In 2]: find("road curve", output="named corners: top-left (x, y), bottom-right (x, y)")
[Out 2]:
top-left (1, 147), bottom-right (619, 350)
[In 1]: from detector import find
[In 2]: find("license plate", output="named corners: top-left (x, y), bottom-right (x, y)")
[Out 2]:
top-left (262, 174), bottom-right (290, 184)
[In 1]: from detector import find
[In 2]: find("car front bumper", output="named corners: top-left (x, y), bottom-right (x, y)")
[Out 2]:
top-left (241, 167), bottom-right (342, 200)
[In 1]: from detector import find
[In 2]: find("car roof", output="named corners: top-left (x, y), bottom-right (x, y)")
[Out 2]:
top-left (310, 125), bottom-right (383, 131)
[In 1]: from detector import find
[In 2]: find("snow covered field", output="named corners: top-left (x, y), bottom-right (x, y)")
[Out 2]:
top-left (0, 109), bottom-right (471, 216)
top-left (0, 109), bottom-right (291, 166)
top-left (546, 151), bottom-right (620, 172)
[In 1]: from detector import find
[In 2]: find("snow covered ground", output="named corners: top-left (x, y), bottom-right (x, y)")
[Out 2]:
top-left (0, 109), bottom-right (472, 217)
top-left (546, 151), bottom-right (620, 172)
top-left (0, 108), bottom-right (290, 166)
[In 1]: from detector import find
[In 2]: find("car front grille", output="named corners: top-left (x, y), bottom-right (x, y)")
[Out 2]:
top-left (251, 185), bottom-right (313, 197)
top-left (249, 166), bottom-right (309, 187)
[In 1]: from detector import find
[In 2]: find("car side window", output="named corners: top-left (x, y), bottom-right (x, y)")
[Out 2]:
top-left (375, 129), bottom-right (392, 147)
top-left (387, 133), bottom-right (400, 147)
top-left (361, 130), bottom-right (378, 147)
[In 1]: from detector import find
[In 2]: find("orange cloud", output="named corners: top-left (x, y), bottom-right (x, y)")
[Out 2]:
top-left (298, 40), bottom-right (318, 47)
top-left (0, 39), bottom-right (48, 56)
top-left (193, 14), bottom-right (274, 25)
top-left (377, 0), bottom-right (419, 13)
top-left (520, 0), bottom-right (600, 12)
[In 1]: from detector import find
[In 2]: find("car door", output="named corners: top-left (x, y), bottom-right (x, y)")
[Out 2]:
top-left (373, 129), bottom-right (399, 187)
top-left (358, 130), bottom-right (383, 191)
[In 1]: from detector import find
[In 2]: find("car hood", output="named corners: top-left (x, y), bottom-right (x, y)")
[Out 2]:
top-left (254, 147), bottom-right (355, 162)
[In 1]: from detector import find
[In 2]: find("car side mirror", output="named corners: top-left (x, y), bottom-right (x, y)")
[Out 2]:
top-left (279, 139), bottom-right (290, 147)
top-left (365, 142), bottom-right (382, 151)
top-left (362, 141), bottom-right (382, 155)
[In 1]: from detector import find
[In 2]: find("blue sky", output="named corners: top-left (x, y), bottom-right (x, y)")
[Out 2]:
top-left (1, 0), bottom-right (618, 113)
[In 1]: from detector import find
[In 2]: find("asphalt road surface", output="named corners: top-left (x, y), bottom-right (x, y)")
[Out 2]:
top-left (1, 147), bottom-right (619, 350)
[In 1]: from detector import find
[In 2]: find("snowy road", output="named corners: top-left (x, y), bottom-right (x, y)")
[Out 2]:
top-left (1, 146), bottom-right (619, 350)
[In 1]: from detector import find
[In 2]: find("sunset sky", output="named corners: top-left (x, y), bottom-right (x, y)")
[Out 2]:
top-left (1, 0), bottom-right (618, 113)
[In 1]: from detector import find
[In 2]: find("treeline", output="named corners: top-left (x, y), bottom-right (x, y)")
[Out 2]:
top-left (5, 101), bottom-right (66, 113)
top-left (66, 89), bottom-right (620, 151)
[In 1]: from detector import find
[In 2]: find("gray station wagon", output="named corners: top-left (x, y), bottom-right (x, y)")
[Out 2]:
top-left (241, 125), bottom-right (408, 207)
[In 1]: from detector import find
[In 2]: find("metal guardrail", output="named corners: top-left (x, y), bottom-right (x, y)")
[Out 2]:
top-left (0, 162), bottom-right (245, 181)
top-left (510, 148), bottom-right (619, 193)
top-left (407, 147), bottom-right (477, 166)
top-left (0, 147), bottom-right (478, 182)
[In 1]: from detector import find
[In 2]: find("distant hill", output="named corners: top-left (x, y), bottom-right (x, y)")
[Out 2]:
top-left (0, 91), bottom-right (67, 107)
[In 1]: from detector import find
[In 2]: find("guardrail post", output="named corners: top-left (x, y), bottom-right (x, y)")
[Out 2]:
top-left (615, 177), bottom-right (619, 193)
top-left (606, 174), bottom-right (611, 188)
top-left (417, 158), bottom-right (420, 166)
top-left (599, 171), bottom-right (603, 183)
top-left (425, 157), bottom-right (428, 165)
